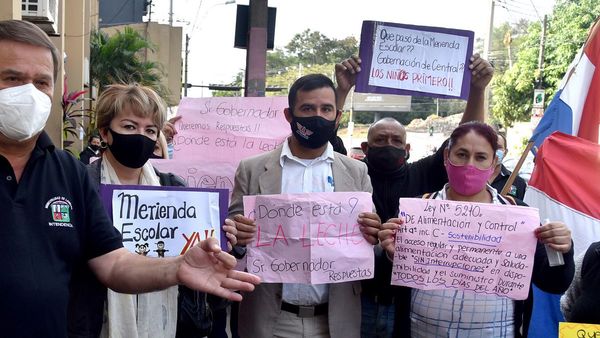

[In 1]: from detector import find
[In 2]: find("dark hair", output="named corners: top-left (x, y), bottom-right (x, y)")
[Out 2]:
top-left (0, 20), bottom-right (60, 81)
top-left (497, 132), bottom-right (507, 149)
top-left (447, 121), bottom-right (498, 153)
top-left (288, 74), bottom-right (338, 111)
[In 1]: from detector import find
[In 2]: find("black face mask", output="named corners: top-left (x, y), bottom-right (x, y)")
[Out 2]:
top-left (89, 144), bottom-right (100, 152)
top-left (290, 113), bottom-right (338, 149)
top-left (366, 145), bottom-right (408, 172)
top-left (107, 128), bottom-right (157, 169)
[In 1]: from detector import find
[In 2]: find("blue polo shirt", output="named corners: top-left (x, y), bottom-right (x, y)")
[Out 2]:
top-left (0, 132), bottom-right (123, 337)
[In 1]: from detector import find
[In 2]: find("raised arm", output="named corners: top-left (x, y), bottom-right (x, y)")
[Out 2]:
top-left (461, 53), bottom-right (494, 124)
top-left (335, 56), bottom-right (361, 110)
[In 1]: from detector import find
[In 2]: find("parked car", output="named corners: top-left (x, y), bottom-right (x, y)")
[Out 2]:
top-left (348, 147), bottom-right (365, 160)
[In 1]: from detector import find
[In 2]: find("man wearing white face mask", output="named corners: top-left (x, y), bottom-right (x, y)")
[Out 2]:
top-left (489, 131), bottom-right (527, 200)
top-left (0, 20), bottom-right (260, 338)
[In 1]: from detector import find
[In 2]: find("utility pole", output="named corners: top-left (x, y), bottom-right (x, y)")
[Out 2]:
top-left (184, 34), bottom-right (189, 97)
top-left (147, 1), bottom-right (153, 22)
top-left (531, 15), bottom-right (548, 123)
top-left (536, 15), bottom-right (547, 88)
top-left (244, 0), bottom-right (268, 97)
top-left (483, 0), bottom-right (495, 118)
top-left (169, 0), bottom-right (174, 26)
top-left (504, 30), bottom-right (513, 68)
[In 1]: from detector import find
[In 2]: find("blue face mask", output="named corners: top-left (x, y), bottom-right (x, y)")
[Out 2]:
top-left (496, 149), bottom-right (505, 163)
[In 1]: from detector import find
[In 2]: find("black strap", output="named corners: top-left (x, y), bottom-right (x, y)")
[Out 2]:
top-left (422, 191), bottom-right (439, 199)
top-left (497, 194), bottom-right (516, 205)
top-left (156, 170), bottom-right (187, 187)
top-left (281, 302), bottom-right (328, 317)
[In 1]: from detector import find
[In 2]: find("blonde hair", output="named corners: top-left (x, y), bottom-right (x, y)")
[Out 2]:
top-left (154, 132), bottom-right (169, 159)
top-left (96, 84), bottom-right (167, 131)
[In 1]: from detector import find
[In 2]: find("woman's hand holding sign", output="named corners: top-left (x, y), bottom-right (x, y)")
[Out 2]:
top-left (469, 53), bottom-right (494, 90)
top-left (535, 220), bottom-right (572, 253)
top-left (379, 218), bottom-right (404, 257)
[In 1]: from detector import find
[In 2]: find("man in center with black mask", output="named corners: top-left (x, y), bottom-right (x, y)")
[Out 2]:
top-left (229, 73), bottom-right (381, 338)
top-left (336, 54), bottom-right (494, 337)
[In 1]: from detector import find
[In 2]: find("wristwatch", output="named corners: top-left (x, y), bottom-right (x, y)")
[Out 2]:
top-left (231, 245), bottom-right (247, 259)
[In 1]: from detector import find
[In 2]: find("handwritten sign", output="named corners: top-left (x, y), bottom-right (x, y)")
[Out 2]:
top-left (100, 184), bottom-right (229, 256)
top-left (391, 198), bottom-right (539, 300)
top-left (356, 21), bottom-right (474, 100)
top-left (559, 322), bottom-right (600, 338)
top-left (152, 97), bottom-right (290, 197)
top-left (172, 97), bottom-right (289, 162)
top-left (243, 192), bottom-right (374, 284)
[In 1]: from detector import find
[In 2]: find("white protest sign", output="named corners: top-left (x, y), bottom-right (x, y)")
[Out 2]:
top-left (363, 22), bottom-right (472, 98)
top-left (100, 185), bottom-right (228, 257)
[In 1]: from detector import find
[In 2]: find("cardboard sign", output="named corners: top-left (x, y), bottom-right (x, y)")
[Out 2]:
top-left (100, 184), bottom-right (229, 255)
top-left (243, 192), bottom-right (374, 284)
top-left (559, 322), bottom-right (600, 337)
top-left (356, 21), bottom-right (474, 99)
top-left (391, 198), bottom-right (539, 300)
top-left (151, 97), bottom-right (290, 197)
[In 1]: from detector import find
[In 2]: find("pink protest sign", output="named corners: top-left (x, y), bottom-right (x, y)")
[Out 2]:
top-left (151, 158), bottom-right (236, 191)
top-left (173, 97), bottom-right (290, 162)
top-left (391, 198), bottom-right (539, 300)
top-left (152, 97), bottom-right (290, 196)
top-left (243, 192), bottom-right (374, 284)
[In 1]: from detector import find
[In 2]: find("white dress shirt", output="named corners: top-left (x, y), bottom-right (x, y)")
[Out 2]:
top-left (280, 138), bottom-right (335, 306)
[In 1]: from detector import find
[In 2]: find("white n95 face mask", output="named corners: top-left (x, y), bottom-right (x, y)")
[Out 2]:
top-left (0, 83), bottom-right (52, 142)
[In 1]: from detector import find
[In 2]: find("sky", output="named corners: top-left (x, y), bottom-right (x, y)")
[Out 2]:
top-left (148, 0), bottom-right (555, 98)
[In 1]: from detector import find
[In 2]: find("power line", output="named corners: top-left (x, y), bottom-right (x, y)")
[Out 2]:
top-left (499, 0), bottom-right (532, 12)
top-left (527, 0), bottom-right (542, 21)
top-left (496, 0), bottom-right (539, 20)
top-left (189, 0), bottom-right (205, 37)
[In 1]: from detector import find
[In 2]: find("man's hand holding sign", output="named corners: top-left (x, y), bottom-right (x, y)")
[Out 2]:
top-left (232, 192), bottom-right (379, 284)
top-left (356, 20), bottom-right (476, 99)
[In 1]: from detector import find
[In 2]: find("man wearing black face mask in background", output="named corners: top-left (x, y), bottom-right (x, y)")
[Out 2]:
top-left (79, 134), bottom-right (101, 164)
top-left (335, 54), bottom-right (494, 337)
top-left (229, 73), bottom-right (382, 338)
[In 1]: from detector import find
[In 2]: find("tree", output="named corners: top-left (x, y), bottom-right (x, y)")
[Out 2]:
top-left (90, 27), bottom-right (167, 96)
top-left (211, 70), bottom-right (244, 97)
top-left (286, 29), bottom-right (335, 65)
top-left (492, 0), bottom-right (600, 127)
top-left (285, 29), bottom-right (358, 66)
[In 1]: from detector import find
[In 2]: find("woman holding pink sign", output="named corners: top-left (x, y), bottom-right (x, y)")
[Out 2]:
top-left (379, 122), bottom-right (575, 337)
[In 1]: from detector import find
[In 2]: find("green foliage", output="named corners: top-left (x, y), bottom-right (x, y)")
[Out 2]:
top-left (90, 27), bottom-right (168, 97)
top-left (211, 70), bottom-right (244, 97)
top-left (285, 29), bottom-right (358, 66)
top-left (62, 84), bottom-right (93, 154)
top-left (491, 0), bottom-right (600, 127)
top-left (488, 20), bottom-right (530, 73)
top-left (214, 29), bottom-right (358, 99)
top-left (267, 63), bottom-right (334, 97)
